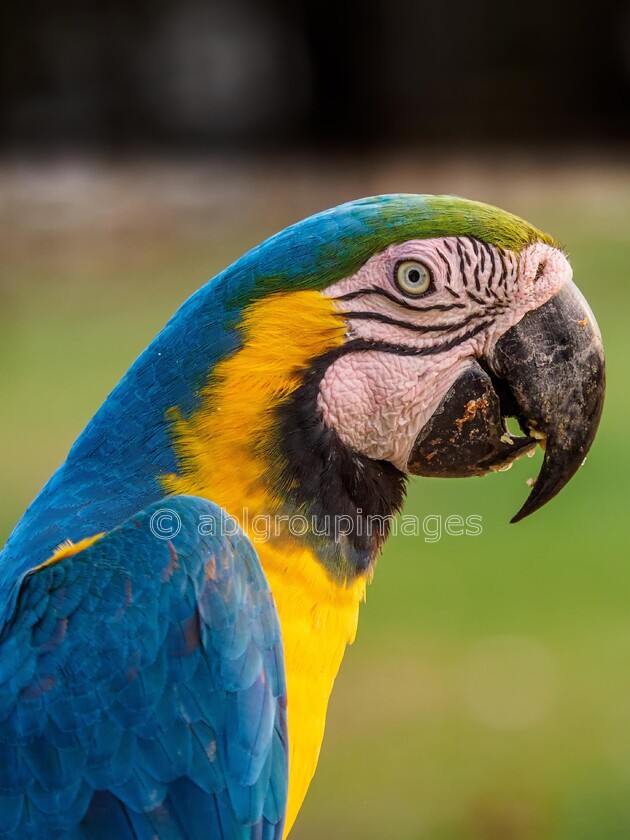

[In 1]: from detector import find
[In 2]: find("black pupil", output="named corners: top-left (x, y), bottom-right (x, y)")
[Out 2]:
top-left (408, 268), bottom-right (421, 284)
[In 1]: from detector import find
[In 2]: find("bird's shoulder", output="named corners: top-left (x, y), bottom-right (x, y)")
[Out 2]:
top-left (0, 494), bottom-right (288, 838)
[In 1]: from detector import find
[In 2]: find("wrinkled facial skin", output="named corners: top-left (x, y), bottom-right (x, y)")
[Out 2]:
top-left (318, 235), bottom-right (604, 521)
top-left (320, 237), bottom-right (566, 467)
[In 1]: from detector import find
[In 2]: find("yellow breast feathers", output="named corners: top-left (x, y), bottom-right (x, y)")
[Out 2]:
top-left (161, 290), bottom-right (368, 835)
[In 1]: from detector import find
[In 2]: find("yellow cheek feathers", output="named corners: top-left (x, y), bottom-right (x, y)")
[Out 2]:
top-left (160, 290), bottom-right (368, 836)
top-left (161, 290), bottom-right (347, 515)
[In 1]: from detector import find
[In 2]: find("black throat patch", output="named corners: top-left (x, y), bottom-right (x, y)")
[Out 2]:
top-left (274, 348), bottom-right (408, 581)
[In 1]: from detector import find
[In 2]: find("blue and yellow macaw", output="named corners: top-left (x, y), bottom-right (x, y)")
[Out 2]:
top-left (0, 195), bottom-right (605, 837)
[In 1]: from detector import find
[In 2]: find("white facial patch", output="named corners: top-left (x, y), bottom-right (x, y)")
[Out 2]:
top-left (318, 351), bottom-right (468, 469)
top-left (317, 236), bottom-right (573, 471)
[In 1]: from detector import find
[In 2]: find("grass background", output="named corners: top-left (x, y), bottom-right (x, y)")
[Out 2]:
top-left (0, 154), bottom-right (628, 839)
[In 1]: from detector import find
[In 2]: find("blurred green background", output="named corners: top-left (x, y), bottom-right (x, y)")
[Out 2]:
top-left (0, 154), bottom-right (628, 839)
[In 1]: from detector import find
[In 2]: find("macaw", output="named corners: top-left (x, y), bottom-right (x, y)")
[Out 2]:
top-left (0, 195), bottom-right (605, 838)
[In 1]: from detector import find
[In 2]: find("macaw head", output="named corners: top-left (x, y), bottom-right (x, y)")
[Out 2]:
top-left (309, 200), bottom-right (605, 522)
top-left (163, 194), bottom-right (605, 577)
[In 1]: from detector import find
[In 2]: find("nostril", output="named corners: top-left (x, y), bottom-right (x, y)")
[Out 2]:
top-left (534, 261), bottom-right (547, 282)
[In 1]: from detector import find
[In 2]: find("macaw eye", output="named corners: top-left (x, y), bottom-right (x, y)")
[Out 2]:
top-left (395, 260), bottom-right (433, 296)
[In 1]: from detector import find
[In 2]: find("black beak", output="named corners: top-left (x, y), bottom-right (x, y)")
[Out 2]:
top-left (408, 282), bottom-right (605, 522)
top-left (489, 282), bottom-right (605, 521)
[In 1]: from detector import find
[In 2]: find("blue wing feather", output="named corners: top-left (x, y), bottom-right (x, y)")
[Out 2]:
top-left (0, 496), bottom-right (288, 838)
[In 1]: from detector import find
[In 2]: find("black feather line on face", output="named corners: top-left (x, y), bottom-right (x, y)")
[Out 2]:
top-left (436, 248), bottom-right (454, 287)
top-left (485, 241), bottom-right (497, 285)
top-left (335, 286), bottom-right (466, 311)
top-left (335, 318), bottom-right (494, 358)
top-left (343, 310), bottom-right (482, 335)
top-left (465, 290), bottom-right (487, 307)
top-left (456, 239), bottom-right (469, 286)
top-left (497, 248), bottom-right (508, 288)
top-left (473, 258), bottom-right (481, 292)
top-left (509, 251), bottom-right (520, 289)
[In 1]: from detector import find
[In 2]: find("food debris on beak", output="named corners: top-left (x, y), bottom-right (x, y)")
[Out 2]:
top-left (408, 279), bottom-right (605, 522)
